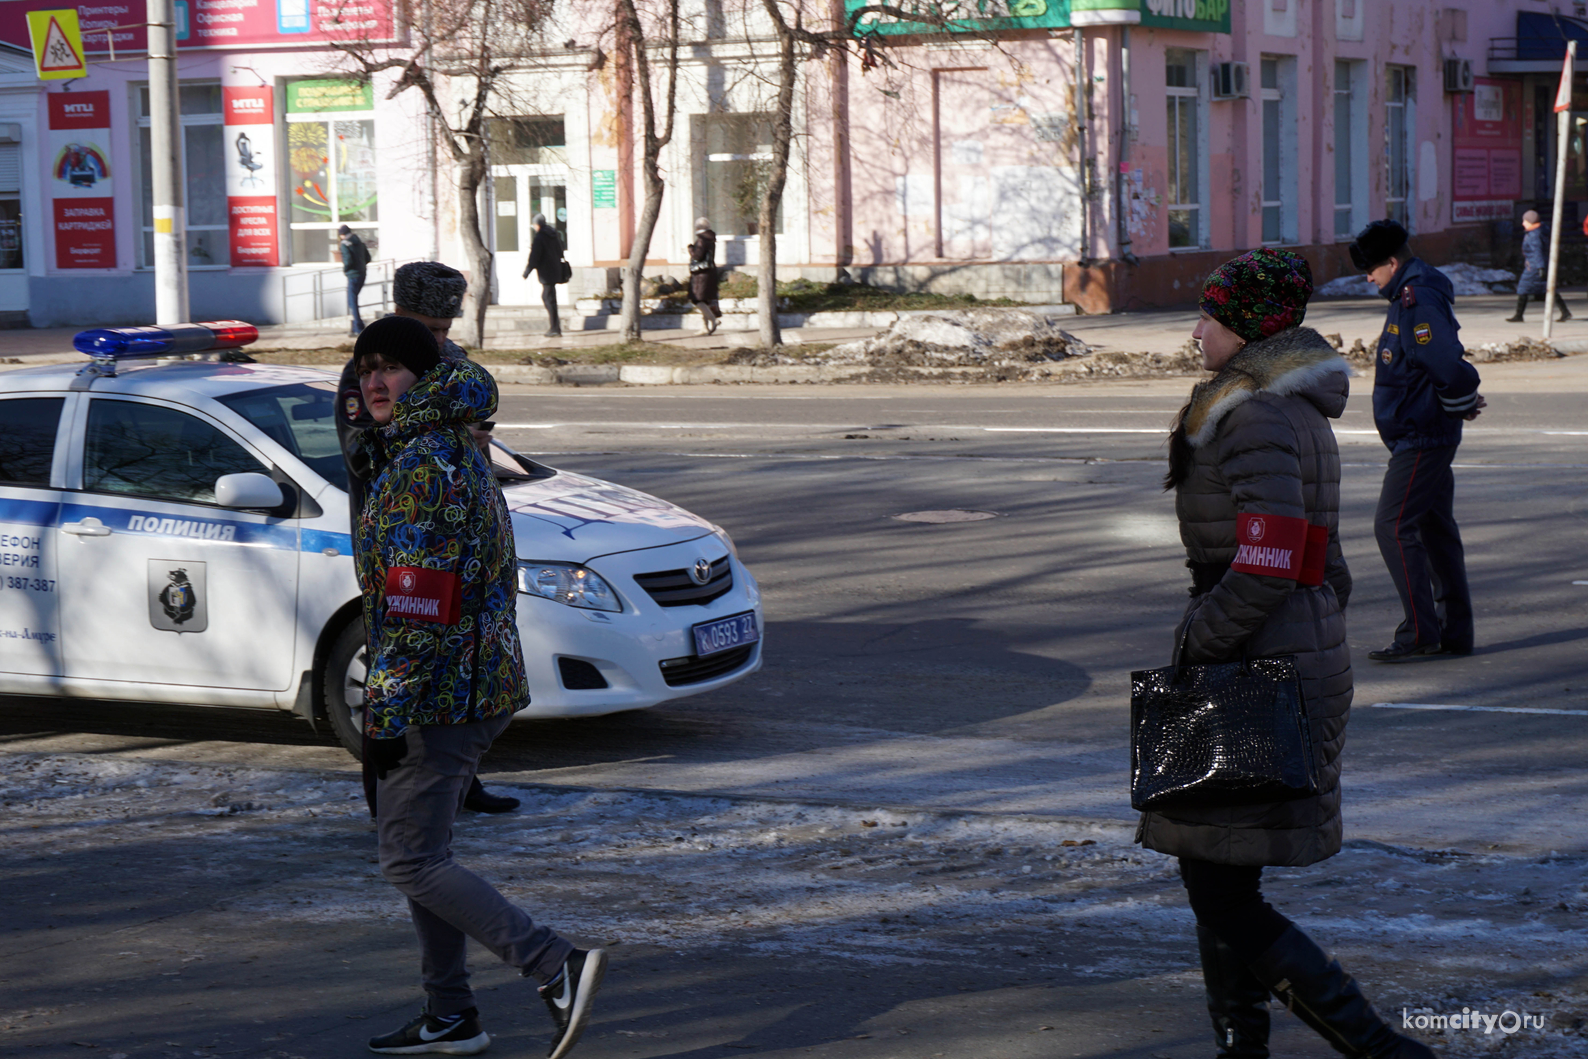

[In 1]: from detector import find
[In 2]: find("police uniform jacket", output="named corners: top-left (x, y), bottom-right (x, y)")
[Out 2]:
top-left (1373, 258), bottom-right (1481, 453)
top-left (1139, 328), bottom-right (1353, 868)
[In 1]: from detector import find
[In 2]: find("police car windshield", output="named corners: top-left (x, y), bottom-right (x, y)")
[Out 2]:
top-left (217, 382), bottom-right (347, 490)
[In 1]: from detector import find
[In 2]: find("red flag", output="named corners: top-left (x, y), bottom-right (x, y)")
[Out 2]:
top-left (1555, 41), bottom-right (1576, 113)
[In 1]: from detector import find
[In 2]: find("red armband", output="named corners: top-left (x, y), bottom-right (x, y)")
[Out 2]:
top-left (1231, 513), bottom-right (1309, 580)
top-left (1298, 523), bottom-right (1328, 587)
top-left (384, 567), bottom-right (462, 624)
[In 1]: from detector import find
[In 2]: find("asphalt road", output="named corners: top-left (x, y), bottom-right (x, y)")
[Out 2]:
top-left (6, 363), bottom-right (1588, 1059)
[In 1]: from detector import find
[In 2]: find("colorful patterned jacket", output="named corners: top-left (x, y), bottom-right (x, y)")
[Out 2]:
top-left (354, 357), bottom-right (527, 739)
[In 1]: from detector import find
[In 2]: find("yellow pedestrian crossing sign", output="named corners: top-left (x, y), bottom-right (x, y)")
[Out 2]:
top-left (27, 9), bottom-right (88, 81)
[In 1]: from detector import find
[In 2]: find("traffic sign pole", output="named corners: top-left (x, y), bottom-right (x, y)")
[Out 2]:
top-left (147, 0), bottom-right (188, 325)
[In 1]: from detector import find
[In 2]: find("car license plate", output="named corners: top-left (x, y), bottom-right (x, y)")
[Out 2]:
top-left (692, 611), bottom-right (759, 658)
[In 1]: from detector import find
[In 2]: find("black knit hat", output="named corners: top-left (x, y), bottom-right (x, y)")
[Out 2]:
top-left (1349, 219), bottom-right (1410, 271)
top-left (354, 315), bottom-right (440, 379)
top-left (393, 261), bottom-right (467, 319)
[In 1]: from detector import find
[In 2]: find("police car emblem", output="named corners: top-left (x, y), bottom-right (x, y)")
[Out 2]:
top-left (159, 568), bottom-right (197, 624)
top-left (1414, 322), bottom-right (1432, 345)
top-left (1381, 348), bottom-right (1392, 365)
top-left (690, 557), bottom-right (713, 585)
top-left (1244, 518), bottom-right (1266, 543)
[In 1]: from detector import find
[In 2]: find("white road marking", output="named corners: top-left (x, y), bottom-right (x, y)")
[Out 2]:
top-left (1367, 702), bottom-right (1588, 717)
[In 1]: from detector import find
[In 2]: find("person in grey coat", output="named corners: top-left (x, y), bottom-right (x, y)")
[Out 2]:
top-left (1147, 249), bottom-right (1436, 1059)
top-left (1506, 209), bottom-right (1570, 322)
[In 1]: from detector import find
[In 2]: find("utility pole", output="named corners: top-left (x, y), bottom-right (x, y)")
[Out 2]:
top-left (1545, 40), bottom-right (1575, 342)
top-left (147, 0), bottom-right (188, 324)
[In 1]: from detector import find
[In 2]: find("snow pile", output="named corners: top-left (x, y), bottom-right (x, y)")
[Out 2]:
top-left (1316, 263), bottom-right (1517, 299)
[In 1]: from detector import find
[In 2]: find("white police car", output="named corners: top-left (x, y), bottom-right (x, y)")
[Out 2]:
top-left (0, 322), bottom-right (762, 756)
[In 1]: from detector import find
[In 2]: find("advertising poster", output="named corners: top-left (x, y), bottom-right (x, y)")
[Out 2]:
top-left (0, 0), bottom-right (395, 53)
top-left (47, 90), bottom-right (115, 268)
top-left (223, 86), bottom-right (278, 266)
top-left (1451, 78), bottom-right (1522, 224)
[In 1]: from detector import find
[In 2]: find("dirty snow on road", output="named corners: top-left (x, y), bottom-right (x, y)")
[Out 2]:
top-left (5, 752), bottom-right (1587, 1056)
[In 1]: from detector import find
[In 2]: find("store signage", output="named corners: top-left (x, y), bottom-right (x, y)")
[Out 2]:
top-left (592, 170), bottom-right (617, 209)
top-left (844, 0), bottom-right (1227, 34)
top-left (223, 86), bottom-right (278, 265)
top-left (0, 0), bottom-right (395, 53)
top-left (47, 89), bottom-right (115, 269)
top-left (1451, 78), bottom-right (1521, 224)
top-left (228, 196), bottom-right (278, 267)
top-left (286, 78), bottom-right (374, 113)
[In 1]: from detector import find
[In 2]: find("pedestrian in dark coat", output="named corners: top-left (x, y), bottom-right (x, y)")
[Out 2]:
top-left (1145, 248), bottom-right (1436, 1059)
top-left (522, 214), bottom-right (564, 337)
top-left (1506, 209), bottom-right (1570, 322)
top-left (339, 224), bottom-right (371, 336)
top-left (687, 218), bottom-right (721, 334)
top-left (1350, 219), bottom-right (1485, 661)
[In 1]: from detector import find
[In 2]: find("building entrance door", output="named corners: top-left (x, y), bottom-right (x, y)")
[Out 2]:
top-left (491, 167), bottom-right (569, 305)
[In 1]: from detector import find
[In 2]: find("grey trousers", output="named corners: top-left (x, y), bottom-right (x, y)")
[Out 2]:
top-left (377, 714), bottom-right (572, 1017)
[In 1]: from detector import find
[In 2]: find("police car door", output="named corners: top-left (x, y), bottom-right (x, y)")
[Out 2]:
top-left (56, 396), bottom-right (300, 692)
top-left (0, 394), bottom-right (67, 681)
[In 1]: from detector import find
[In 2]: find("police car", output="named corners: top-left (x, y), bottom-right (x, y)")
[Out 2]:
top-left (0, 322), bottom-right (762, 757)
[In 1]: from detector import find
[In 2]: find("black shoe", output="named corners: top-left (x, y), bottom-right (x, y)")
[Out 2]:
top-left (537, 948), bottom-right (608, 1059)
top-left (1366, 641), bottom-right (1442, 662)
top-left (368, 1008), bottom-right (490, 1055)
top-left (1436, 644), bottom-right (1473, 657)
top-left (545, 329), bottom-right (563, 338)
top-left (1197, 925), bottom-right (1271, 1057)
top-left (1560, 311), bottom-right (1574, 322)
top-left (1251, 927), bottom-right (1436, 1059)
top-left (1504, 315), bottom-right (1525, 323)
top-left (463, 776), bottom-right (520, 814)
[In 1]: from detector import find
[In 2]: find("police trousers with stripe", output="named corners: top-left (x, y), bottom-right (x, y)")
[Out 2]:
top-left (1373, 444), bottom-right (1473, 652)
top-left (376, 714), bottom-right (572, 1016)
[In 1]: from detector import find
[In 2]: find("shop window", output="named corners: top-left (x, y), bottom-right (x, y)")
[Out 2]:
top-left (0, 138), bottom-right (20, 271)
top-left (1386, 66), bottom-right (1414, 229)
top-left (1260, 57), bottom-right (1297, 246)
top-left (1165, 49), bottom-right (1204, 249)
top-left (699, 114), bottom-right (782, 238)
top-left (286, 80), bottom-right (378, 265)
top-left (486, 117), bottom-right (567, 166)
top-left (136, 83), bottom-right (227, 268)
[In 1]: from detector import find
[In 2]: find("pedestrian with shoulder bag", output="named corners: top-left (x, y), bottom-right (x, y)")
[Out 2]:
top-left (1136, 249), bottom-right (1437, 1059)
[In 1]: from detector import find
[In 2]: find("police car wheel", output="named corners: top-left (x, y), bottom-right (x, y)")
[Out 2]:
top-left (322, 619), bottom-right (368, 759)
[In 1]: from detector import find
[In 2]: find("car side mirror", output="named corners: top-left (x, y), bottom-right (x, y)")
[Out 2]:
top-left (216, 472), bottom-right (286, 509)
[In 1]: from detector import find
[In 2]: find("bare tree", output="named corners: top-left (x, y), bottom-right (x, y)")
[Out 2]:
top-left (333, 0), bottom-right (553, 349)
top-left (753, 0), bottom-right (799, 348)
top-left (611, 0), bottom-right (682, 341)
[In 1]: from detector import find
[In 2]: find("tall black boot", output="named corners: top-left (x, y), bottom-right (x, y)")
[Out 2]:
top-left (1250, 927), bottom-right (1437, 1058)
top-left (1556, 294), bottom-right (1573, 322)
top-left (1197, 925), bottom-right (1271, 1057)
top-left (1505, 294), bottom-right (1527, 323)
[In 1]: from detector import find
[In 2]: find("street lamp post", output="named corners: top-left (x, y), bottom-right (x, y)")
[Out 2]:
top-left (146, 0), bottom-right (188, 325)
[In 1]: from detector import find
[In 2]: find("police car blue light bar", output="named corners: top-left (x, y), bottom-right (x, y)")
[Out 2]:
top-left (74, 320), bottom-right (260, 359)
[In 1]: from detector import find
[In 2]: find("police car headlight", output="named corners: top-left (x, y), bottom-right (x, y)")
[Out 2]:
top-left (516, 562), bottom-right (623, 612)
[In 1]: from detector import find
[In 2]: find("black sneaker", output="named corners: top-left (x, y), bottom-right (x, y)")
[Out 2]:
top-left (1366, 641), bottom-right (1442, 662)
top-left (368, 1009), bottom-right (490, 1055)
top-left (538, 948), bottom-right (607, 1059)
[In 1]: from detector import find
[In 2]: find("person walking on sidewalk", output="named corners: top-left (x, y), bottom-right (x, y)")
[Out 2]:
top-left (687, 218), bottom-right (721, 334)
top-left (352, 315), bottom-right (606, 1057)
top-left (1507, 210), bottom-right (1571, 323)
top-left (340, 225), bottom-right (372, 336)
top-left (1146, 248), bottom-right (1437, 1059)
top-left (523, 214), bottom-right (564, 337)
top-left (336, 261), bottom-right (521, 816)
top-left (1350, 219), bottom-right (1484, 662)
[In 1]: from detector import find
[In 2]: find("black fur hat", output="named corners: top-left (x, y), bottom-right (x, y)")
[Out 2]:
top-left (1348, 219), bottom-right (1409, 272)
top-left (393, 262), bottom-right (467, 319)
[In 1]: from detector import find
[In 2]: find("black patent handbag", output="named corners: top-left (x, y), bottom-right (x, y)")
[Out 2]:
top-left (1130, 655), bottom-right (1319, 812)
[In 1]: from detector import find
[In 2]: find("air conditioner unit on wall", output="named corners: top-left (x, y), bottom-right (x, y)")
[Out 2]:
top-left (1211, 62), bottom-right (1250, 100)
top-left (1444, 58), bottom-right (1475, 92)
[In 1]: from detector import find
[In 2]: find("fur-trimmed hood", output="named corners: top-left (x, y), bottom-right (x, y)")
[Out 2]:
top-left (1179, 327), bottom-right (1349, 449)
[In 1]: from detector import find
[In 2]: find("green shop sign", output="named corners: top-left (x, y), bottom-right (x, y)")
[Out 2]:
top-left (846, 0), bottom-right (1227, 33)
top-left (287, 79), bottom-right (375, 114)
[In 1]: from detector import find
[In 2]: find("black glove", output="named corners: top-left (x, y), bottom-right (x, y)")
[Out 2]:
top-left (361, 732), bottom-right (408, 819)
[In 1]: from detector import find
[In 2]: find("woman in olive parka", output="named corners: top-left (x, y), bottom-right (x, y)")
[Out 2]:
top-left (1145, 249), bottom-right (1436, 1059)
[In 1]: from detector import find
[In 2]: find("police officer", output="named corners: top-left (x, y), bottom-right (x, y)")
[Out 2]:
top-left (336, 261), bottom-right (521, 813)
top-left (1349, 219), bottom-right (1485, 662)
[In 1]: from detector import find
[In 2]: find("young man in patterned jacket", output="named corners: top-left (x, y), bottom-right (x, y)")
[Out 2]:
top-left (351, 315), bottom-right (607, 1057)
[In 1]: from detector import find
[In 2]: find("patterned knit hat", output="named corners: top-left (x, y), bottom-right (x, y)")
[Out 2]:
top-left (393, 262), bottom-right (467, 319)
top-left (1198, 248), bottom-right (1313, 343)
